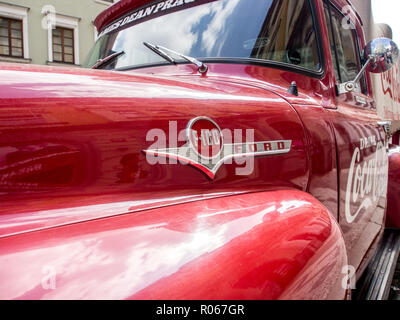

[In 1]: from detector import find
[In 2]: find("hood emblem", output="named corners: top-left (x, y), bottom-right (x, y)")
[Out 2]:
top-left (143, 117), bottom-right (292, 179)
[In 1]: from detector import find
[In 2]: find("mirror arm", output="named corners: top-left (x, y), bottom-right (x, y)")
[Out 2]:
top-left (337, 55), bottom-right (374, 95)
top-left (354, 55), bottom-right (374, 83)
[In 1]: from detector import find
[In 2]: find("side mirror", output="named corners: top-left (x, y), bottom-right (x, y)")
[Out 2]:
top-left (364, 37), bottom-right (399, 73)
top-left (337, 38), bottom-right (399, 94)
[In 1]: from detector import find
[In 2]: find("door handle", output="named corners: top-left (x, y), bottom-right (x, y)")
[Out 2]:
top-left (378, 121), bottom-right (392, 134)
top-left (377, 121), bottom-right (392, 135)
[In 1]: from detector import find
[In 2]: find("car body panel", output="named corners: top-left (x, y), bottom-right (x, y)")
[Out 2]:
top-left (0, 0), bottom-right (394, 300)
top-left (319, 1), bottom-right (388, 272)
top-left (0, 190), bottom-right (347, 300)
top-left (387, 145), bottom-right (400, 229)
top-left (0, 62), bottom-right (309, 238)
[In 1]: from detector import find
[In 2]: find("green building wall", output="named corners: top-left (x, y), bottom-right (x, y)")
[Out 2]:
top-left (0, 0), bottom-right (116, 65)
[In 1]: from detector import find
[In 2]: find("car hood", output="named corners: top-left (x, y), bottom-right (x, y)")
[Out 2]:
top-left (0, 63), bottom-right (309, 238)
top-left (0, 63), bottom-right (319, 104)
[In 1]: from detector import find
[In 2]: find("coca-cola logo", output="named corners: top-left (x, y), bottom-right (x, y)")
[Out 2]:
top-left (345, 136), bottom-right (388, 223)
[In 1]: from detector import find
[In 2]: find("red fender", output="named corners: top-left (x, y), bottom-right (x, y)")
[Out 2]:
top-left (387, 145), bottom-right (400, 229)
top-left (0, 190), bottom-right (347, 300)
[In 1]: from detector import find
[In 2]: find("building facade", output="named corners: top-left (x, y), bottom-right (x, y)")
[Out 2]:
top-left (0, 0), bottom-right (119, 66)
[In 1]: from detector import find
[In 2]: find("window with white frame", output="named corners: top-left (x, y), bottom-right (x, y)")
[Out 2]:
top-left (0, 17), bottom-right (23, 57)
top-left (46, 13), bottom-right (80, 65)
top-left (52, 26), bottom-right (74, 64)
top-left (0, 2), bottom-right (29, 60)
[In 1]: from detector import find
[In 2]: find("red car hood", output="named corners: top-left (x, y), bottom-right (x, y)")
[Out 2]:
top-left (0, 63), bottom-right (319, 104)
top-left (0, 62), bottom-right (309, 238)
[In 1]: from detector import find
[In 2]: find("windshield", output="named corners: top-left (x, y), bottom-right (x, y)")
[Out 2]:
top-left (84, 0), bottom-right (321, 72)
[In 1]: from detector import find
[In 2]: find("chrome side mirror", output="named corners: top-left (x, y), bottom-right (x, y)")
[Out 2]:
top-left (337, 38), bottom-right (399, 94)
top-left (364, 37), bottom-right (399, 73)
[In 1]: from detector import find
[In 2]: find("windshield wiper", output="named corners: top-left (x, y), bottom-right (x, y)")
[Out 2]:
top-left (143, 42), bottom-right (176, 65)
top-left (92, 51), bottom-right (125, 69)
top-left (143, 42), bottom-right (208, 74)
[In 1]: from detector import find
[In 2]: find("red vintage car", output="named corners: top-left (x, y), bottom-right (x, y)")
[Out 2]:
top-left (0, 0), bottom-right (399, 300)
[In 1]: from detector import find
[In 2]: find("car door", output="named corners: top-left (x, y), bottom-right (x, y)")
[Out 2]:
top-left (323, 0), bottom-right (389, 272)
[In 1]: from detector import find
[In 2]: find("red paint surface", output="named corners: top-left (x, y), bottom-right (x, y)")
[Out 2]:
top-left (0, 191), bottom-right (347, 300)
top-left (0, 62), bottom-right (311, 236)
top-left (0, 0), bottom-right (391, 299)
top-left (387, 146), bottom-right (400, 228)
top-left (94, 0), bottom-right (150, 32)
